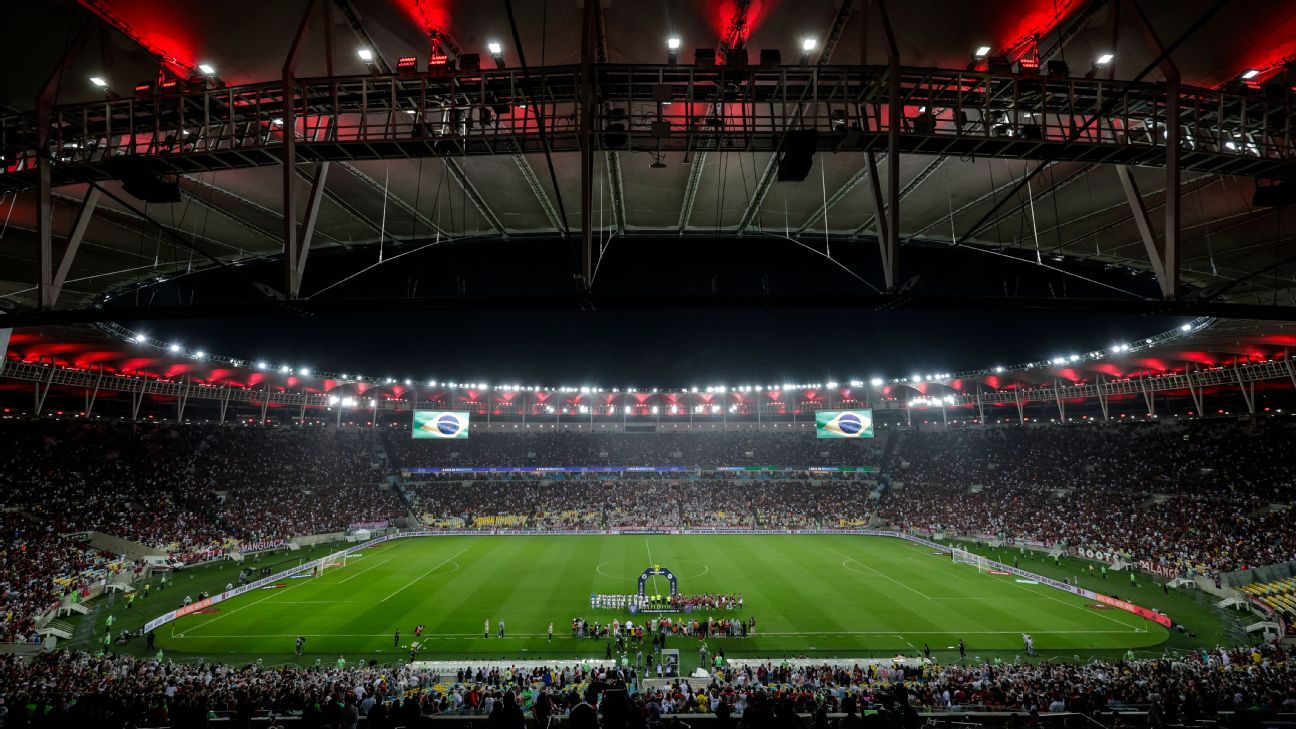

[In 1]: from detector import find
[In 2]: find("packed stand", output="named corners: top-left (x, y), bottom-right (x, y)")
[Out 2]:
top-left (1, 642), bottom-right (1292, 727)
top-left (405, 476), bottom-right (879, 531)
top-left (883, 420), bottom-right (1296, 577)
top-left (0, 418), bottom-right (405, 559)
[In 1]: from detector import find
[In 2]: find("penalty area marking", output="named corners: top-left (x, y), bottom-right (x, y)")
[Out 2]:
top-left (382, 547), bottom-right (468, 602)
top-left (337, 558), bottom-right (392, 584)
top-left (828, 547), bottom-right (932, 600)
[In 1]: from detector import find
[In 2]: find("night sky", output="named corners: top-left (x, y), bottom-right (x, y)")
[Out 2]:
top-left (122, 235), bottom-right (1186, 387)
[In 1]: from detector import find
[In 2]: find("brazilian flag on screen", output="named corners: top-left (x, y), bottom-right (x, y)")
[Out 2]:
top-left (412, 410), bottom-right (471, 439)
top-left (815, 409), bottom-right (874, 439)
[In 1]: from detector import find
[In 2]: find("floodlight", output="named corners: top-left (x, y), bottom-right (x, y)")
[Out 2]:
top-left (300, 368), bottom-right (311, 376)
top-left (973, 45), bottom-right (991, 58)
top-left (993, 366), bottom-right (1004, 373)
top-left (256, 362), bottom-right (267, 370)
top-left (1095, 53), bottom-right (1114, 66)
top-left (1240, 68), bottom-right (1260, 80)
top-left (169, 344), bottom-right (181, 353)
top-left (488, 41), bottom-right (503, 56)
top-left (194, 351), bottom-right (205, 359)
top-left (870, 377), bottom-right (884, 387)
top-left (198, 63), bottom-right (215, 75)
top-left (280, 365), bottom-right (291, 373)
top-left (1180, 323), bottom-right (1192, 332)
top-left (667, 37), bottom-right (681, 50)
top-left (90, 76), bottom-right (108, 88)
top-left (134, 333), bottom-right (147, 343)
top-left (358, 48), bottom-right (374, 62)
top-left (801, 38), bottom-right (817, 52)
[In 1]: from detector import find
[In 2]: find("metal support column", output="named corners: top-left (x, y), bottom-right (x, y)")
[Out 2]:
top-left (42, 187), bottom-right (101, 308)
top-left (34, 360), bottom-right (55, 416)
top-left (0, 329), bottom-right (10, 380)
top-left (1185, 365), bottom-right (1204, 415)
top-left (177, 376), bottom-right (191, 423)
top-left (1138, 374), bottom-right (1156, 416)
top-left (1096, 374), bottom-right (1110, 421)
top-left (219, 387), bottom-right (232, 424)
top-left (577, 0), bottom-right (597, 291)
top-left (1014, 390), bottom-right (1025, 424)
top-left (1054, 378), bottom-right (1066, 421)
top-left (130, 387), bottom-right (145, 421)
top-left (85, 366), bottom-right (103, 417)
top-left (1285, 350), bottom-right (1296, 389)
top-left (878, 0), bottom-right (901, 290)
top-left (1234, 363), bottom-right (1256, 414)
top-left (37, 20), bottom-right (93, 311)
top-left (260, 384), bottom-right (270, 423)
top-left (282, 0), bottom-right (319, 299)
top-left (975, 384), bottom-right (986, 425)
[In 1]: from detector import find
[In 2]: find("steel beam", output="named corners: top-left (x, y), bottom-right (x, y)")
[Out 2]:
top-left (1115, 167), bottom-right (1174, 298)
top-left (288, 161), bottom-right (330, 297)
top-left (336, 161), bottom-right (446, 237)
top-left (282, 0), bottom-right (319, 299)
top-left (442, 158), bottom-right (507, 237)
top-left (512, 151), bottom-right (565, 233)
top-left (592, 1), bottom-right (626, 237)
top-left (177, 179), bottom-right (283, 244)
top-left (817, 0), bottom-right (857, 64)
top-left (677, 151), bottom-right (709, 233)
top-left (578, 0), bottom-right (597, 289)
top-left (43, 186), bottom-right (101, 308)
top-left (877, 0), bottom-right (901, 289)
top-left (1132, 1), bottom-right (1181, 300)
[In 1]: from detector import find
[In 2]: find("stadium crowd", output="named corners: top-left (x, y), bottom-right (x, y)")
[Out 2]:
top-left (406, 477), bottom-right (877, 531)
top-left (0, 642), bottom-right (1291, 727)
top-left (884, 421), bottom-right (1296, 577)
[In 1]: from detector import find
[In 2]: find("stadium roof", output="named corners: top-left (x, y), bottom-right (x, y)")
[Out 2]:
top-left (1, 0), bottom-right (1295, 323)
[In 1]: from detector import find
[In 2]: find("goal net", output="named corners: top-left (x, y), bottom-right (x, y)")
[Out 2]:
top-left (951, 547), bottom-right (990, 573)
top-left (316, 551), bottom-right (347, 577)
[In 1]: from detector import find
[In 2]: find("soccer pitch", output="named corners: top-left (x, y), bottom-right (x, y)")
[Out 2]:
top-left (157, 534), bottom-right (1168, 661)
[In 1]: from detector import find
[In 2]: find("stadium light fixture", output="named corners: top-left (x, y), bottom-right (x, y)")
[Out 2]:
top-left (198, 63), bottom-right (215, 75)
top-left (169, 343), bottom-right (181, 353)
top-left (1095, 52), bottom-right (1114, 66)
top-left (256, 362), bottom-right (267, 370)
top-left (488, 41), bottom-right (503, 55)
top-left (870, 378), bottom-right (884, 387)
top-left (280, 365), bottom-right (291, 373)
top-left (1180, 323), bottom-right (1192, 332)
top-left (90, 76), bottom-right (108, 88)
top-left (667, 37), bottom-right (681, 51)
top-left (993, 366), bottom-right (1004, 373)
top-left (973, 45), bottom-right (991, 58)
top-left (1069, 354), bottom-right (1079, 361)
top-left (357, 48), bottom-right (374, 62)
top-left (1240, 68), bottom-right (1260, 80)
top-left (404, 379), bottom-right (412, 386)
top-left (300, 368), bottom-right (311, 376)
top-left (134, 333), bottom-right (147, 343)
top-left (801, 38), bottom-right (817, 52)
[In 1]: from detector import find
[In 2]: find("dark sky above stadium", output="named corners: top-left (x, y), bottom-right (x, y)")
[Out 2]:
top-left (146, 308), bottom-right (1182, 387)
top-left (128, 237), bottom-right (1183, 386)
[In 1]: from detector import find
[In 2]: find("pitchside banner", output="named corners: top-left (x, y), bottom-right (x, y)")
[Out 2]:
top-left (412, 410), bottom-right (471, 439)
top-left (815, 409), bottom-right (875, 438)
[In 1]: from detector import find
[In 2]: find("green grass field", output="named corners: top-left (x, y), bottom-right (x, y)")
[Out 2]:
top-left (154, 534), bottom-right (1169, 663)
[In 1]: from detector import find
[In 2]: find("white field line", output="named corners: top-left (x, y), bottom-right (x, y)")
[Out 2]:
top-left (644, 537), bottom-right (661, 594)
top-left (827, 546), bottom-right (932, 600)
top-left (338, 558), bottom-right (392, 584)
top-left (174, 628), bottom-right (1151, 640)
top-left (992, 569), bottom-right (1147, 631)
top-left (382, 547), bottom-right (468, 602)
top-left (178, 576), bottom-right (314, 635)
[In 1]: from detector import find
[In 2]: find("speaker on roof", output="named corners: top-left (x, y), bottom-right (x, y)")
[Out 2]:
top-left (777, 130), bottom-right (818, 182)
top-left (107, 158), bottom-right (181, 204)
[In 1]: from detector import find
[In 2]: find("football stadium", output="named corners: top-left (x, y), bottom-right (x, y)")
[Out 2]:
top-left (2, 0), bottom-right (1296, 726)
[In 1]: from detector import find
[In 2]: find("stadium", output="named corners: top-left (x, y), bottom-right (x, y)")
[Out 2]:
top-left (2, 0), bottom-right (1296, 726)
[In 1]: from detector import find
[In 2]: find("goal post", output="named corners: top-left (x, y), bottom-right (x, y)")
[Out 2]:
top-left (951, 546), bottom-right (990, 573)
top-left (317, 551), bottom-right (347, 577)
